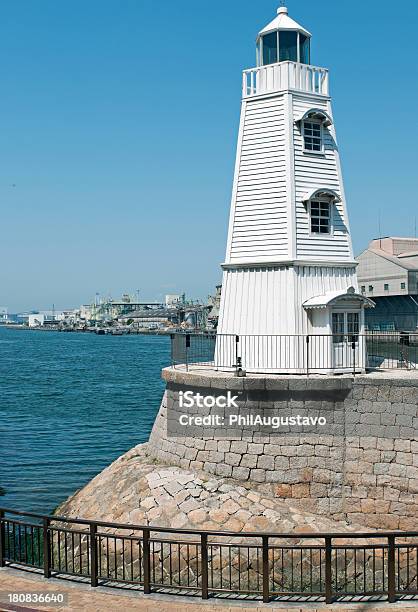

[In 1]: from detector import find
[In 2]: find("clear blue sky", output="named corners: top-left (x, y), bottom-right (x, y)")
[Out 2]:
top-left (1, 0), bottom-right (417, 311)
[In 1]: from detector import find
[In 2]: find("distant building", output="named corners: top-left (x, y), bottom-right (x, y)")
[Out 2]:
top-left (79, 304), bottom-right (93, 322)
top-left (357, 238), bottom-right (418, 297)
top-left (165, 294), bottom-right (185, 307)
top-left (55, 310), bottom-right (77, 322)
top-left (119, 308), bottom-right (179, 329)
top-left (25, 311), bottom-right (65, 327)
top-left (28, 313), bottom-right (46, 327)
top-left (356, 238), bottom-right (418, 330)
top-left (207, 285), bottom-right (222, 328)
top-left (0, 307), bottom-right (8, 324)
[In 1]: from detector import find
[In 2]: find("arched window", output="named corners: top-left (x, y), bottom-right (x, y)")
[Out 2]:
top-left (302, 188), bottom-right (341, 236)
top-left (295, 109), bottom-right (333, 153)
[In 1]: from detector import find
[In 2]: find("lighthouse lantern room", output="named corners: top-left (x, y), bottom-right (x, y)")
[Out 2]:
top-left (256, 6), bottom-right (311, 67)
top-left (216, 5), bottom-right (374, 374)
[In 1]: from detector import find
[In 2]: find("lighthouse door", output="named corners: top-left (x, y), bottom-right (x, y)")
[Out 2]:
top-left (332, 311), bottom-right (360, 370)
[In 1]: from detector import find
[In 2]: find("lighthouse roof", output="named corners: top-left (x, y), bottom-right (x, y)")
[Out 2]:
top-left (257, 6), bottom-right (311, 40)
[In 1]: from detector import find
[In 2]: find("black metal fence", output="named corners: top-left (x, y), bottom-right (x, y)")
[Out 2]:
top-left (1, 508), bottom-right (417, 603)
top-left (170, 332), bottom-right (418, 373)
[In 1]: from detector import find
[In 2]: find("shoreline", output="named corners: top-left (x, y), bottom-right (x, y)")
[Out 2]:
top-left (0, 325), bottom-right (182, 336)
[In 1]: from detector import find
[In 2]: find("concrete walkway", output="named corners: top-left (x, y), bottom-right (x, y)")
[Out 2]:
top-left (1, 568), bottom-right (418, 612)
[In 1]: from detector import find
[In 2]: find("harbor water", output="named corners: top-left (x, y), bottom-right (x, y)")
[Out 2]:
top-left (0, 327), bottom-right (169, 514)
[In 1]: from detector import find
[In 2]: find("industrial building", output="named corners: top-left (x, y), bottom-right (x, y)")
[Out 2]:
top-left (0, 307), bottom-right (8, 324)
top-left (356, 237), bottom-right (418, 331)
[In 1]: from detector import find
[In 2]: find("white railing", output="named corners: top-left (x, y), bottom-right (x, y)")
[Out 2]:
top-left (242, 61), bottom-right (329, 98)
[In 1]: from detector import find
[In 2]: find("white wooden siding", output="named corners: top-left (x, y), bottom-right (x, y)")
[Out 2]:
top-left (217, 266), bottom-right (295, 335)
top-left (217, 264), bottom-right (357, 337)
top-left (227, 96), bottom-right (289, 263)
top-left (294, 265), bottom-right (358, 334)
top-left (216, 52), bottom-right (363, 371)
top-left (292, 96), bottom-right (352, 261)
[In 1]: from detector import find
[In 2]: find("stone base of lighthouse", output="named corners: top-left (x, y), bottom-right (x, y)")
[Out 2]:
top-left (145, 367), bottom-right (418, 530)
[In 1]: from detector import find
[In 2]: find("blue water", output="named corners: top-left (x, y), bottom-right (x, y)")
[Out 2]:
top-left (0, 327), bottom-right (169, 514)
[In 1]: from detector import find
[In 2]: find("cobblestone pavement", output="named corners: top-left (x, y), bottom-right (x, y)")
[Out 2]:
top-left (1, 569), bottom-right (417, 612)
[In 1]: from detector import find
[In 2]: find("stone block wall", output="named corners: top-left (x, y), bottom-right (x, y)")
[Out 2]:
top-left (147, 368), bottom-right (418, 530)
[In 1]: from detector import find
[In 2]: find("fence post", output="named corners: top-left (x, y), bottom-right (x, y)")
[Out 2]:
top-left (142, 528), bottom-right (151, 594)
top-left (352, 340), bottom-right (356, 377)
top-left (90, 523), bottom-right (98, 587)
top-left (325, 536), bottom-right (333, 604)
top-left (185, 334), bottom-right (190, 372)
top-left (235, 335), bottom-right (240, 372)
top-left (0, 510), bottom-right (5, 567)
top-left (201, 533), bottom-right (209, 600)
top-left (306, 335), bottom-right (310, 376)
top-left (43, 518), bottom-right (51, 578)
top-left (170, 333), bottom-right (174, 368)
top-left (387, 535), bottom-right (396, 603)
top-left (262, 535), bottom-right (270, 603)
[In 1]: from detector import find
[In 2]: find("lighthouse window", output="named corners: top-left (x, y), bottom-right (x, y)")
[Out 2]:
top-left (303, 121), bottom-right (322, 152)
top-left (262, 32), bottom-right (278, 65)
top-left (279, 31), bottom-right (298, 62)
top-left (299, 34), bottom-right (310, 64)
top-left (310, 200), bottom-right (331, 234)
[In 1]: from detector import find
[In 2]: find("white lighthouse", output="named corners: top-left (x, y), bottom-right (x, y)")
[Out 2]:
top-left (216, 5), bottom-right (374, 373)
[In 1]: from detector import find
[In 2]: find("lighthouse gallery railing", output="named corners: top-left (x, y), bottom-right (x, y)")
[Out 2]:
top-left (242, 61), bottom-right (329, 98)
top-left (1, 508), bottom-right (417, 604)
top-left (171, 332), bottom-right (418, 374)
